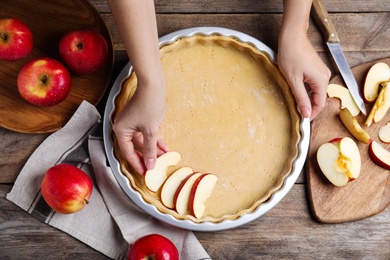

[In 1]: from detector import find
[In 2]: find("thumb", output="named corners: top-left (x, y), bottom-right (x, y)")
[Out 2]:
top-left (142, 132), bottom-right (158, 170)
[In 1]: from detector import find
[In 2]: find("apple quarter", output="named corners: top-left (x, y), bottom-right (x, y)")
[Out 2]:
top-left (109, 29), bottom-right (303, 225)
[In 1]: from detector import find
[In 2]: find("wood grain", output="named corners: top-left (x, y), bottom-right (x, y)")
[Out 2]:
top-left (306, 57), bottom-right (390, 223)
top-left (0, 0), bottom-right (114, 133)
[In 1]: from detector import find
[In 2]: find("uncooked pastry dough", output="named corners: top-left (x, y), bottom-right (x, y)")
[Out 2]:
top-left (112, 35), bottom-right (301, 223)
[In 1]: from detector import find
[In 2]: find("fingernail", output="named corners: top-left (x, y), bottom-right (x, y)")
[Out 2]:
top-left (301, 107), bottom-right (311, 118)
top-left (145, 159), bottom-right (156, 170)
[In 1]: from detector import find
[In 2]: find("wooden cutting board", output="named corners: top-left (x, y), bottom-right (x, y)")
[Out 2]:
top-left (306, 57), bottom-right (390, 223)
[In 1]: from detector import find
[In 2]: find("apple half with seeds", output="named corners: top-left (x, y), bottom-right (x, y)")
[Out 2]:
top-left (327, 83), bottom-right (361, 116)
top-left (317, 137), bottom-right (361, 187)
top-left (339, 107), bottom-right (371, 144)
top-left (144, 151), bottom-right (181, 192)
top-left (189, 173), bottom-right (218, 219)
top-left (160, 166), bottom-right (194, 209)
top-left (363, 62), bottom-right (390, 103)
top-left (369, 141), bottom-right (390, 170)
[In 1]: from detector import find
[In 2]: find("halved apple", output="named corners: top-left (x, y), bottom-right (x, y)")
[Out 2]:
top-left (144, 151), bottom-right (182, 192)
top-left (369, 141), bottom-right (390, 170)
top-left (365, 82), bottom-right (390, 127)
top-left (339, 107), bottom-right (371, 144)
top-left (189, 174), bottom-right (218, 219)
top-left (327, 83), bottom-right (361, 116)
top-left (173, 172), bottom-right (203, 215)
top-left (160, 166), bottom-right (193, 209)
top-left (363, 62), bottom-right (390, 103)
top-left (317, 137), bottom-right (361, 187)
top-left (379, 122), bottom-right (390, 143)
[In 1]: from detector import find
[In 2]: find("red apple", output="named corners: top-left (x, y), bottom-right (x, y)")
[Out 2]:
top-left (17, 57), bottom-right (71, 106)
top-left (0, 17), bottom-right (33, 61)
top-left (59, 29), bottom-right (108, 75)
top-left (41, 164), bottom-right (93, 214)
top-left (128, 234), bottom-right (179, 260)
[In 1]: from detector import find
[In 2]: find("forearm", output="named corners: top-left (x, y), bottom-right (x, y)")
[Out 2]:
top-left (280, 0), bottom-right (313, 38)
top-left (107, 0), bottom-right (163, 85)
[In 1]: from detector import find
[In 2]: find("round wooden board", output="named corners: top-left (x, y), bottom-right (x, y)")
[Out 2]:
top-left (306, 57), bottom-right (390, 223)
top-left (0, 0), bottom-right (114, 133)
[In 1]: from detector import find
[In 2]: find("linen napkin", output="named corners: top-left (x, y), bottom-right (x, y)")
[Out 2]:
top-left (6, 100), bottom-right (211, 260)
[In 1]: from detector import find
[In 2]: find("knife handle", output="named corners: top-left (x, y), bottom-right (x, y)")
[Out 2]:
top-left (311, 0), bottom-right (340, 43)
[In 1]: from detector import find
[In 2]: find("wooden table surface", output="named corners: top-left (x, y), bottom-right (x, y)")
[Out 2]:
top-left (1, 0), bottom-right (390, 259)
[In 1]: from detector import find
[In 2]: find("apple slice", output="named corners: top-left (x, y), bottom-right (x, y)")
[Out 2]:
top-left (327, 83), bottom-right (361, 116)
top-left (174, 172), bottom-right (203, 215)
top-left (379, 122), bottom-right (390, 143)
top-left (317, 137), bottom-right (361, 187)
top-left (160, 166), bottom-right (193, 209)
top-left (189, 174), bottom-right (218, 219)
top-left (369, 141), bottom-right (390, 170)
top-left (363, 62), bottom-right (390, 103)
top-left (365, 82), bottom-right (390, 126)
top-left (339, 107), bottom-right (371, 144)
top-left (144, 151), bottom-right (182, 192)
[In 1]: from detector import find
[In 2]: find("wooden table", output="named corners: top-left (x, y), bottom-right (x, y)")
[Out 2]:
top-left (1, 0), bottom-right (390, 259)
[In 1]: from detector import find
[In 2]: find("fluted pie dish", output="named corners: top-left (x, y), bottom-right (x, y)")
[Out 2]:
top-left (103, 27), bottom-right (310, 231)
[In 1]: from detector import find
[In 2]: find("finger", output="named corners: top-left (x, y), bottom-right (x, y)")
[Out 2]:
top-left (156, 136), bottom-right (169, 156)
top-left (288, 79), bottom-right (312, 119)
top-left (142, 131), bottom-right (159, 170)
top-left (116, 137), bottom-right (147, 175)
top-left (309, 86), bottom-right (327, 120)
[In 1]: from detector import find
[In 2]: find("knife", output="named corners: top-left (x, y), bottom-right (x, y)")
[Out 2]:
top-left (311, 0), bottom-right (367, 115)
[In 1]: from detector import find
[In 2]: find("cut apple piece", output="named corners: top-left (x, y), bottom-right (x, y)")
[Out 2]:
top-left (317, 137), bottom-right (361, 187)
top-left (174, 172), bottom-right (203, 215)
top-left (379, 122), bottom-right (390, 143)
top-left (189, 174), bottom-right (218, 219)
top-left (369, 141), bottom-right (390, 170)
top-left (327, 83), bottom-right (361, 116)
top-left (363, 62), bottom-right (390, 103)
top-left (160, 166), bottom-right (193, 209)
top-left (144, 151), bottom-right (182, 192)
top-left (339, 107), bottom-right (371, 144)
top-left (365, 82), bottom-right (390, 126)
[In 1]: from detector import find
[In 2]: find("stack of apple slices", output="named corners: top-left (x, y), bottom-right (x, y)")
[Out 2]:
top-left (318, 62), bottom-right (390, 187)
top-left (144, 151), bottom-right (218, 219)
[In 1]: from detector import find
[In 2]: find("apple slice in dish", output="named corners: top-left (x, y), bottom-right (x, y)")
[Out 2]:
top-left (144, 151), bottom-right (182, 192)
top-left (327, 83), bottom-right (361, 116)
top-left (174, 172), bottom-right (203, 215)
top-left (339, 107), bottom-right (371, 144)
top-left (317, 137), bottom-right (361, 187)
top-left (369, 141), bottom-right (390, 170)
top-left (189, 174), bottom-right (218, 219)
top-left (363, 62), bottom-right (390, 103)
top-left (365, 82), bottom-right (390, 127)
top-left (160, 166), bottom-right (193, 209)
top-left (379, 122), bottom-right (390, 143)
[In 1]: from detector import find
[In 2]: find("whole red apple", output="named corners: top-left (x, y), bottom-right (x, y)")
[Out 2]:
top-left (17, 57), bottom-right (72, 106)
top-left (59, 29), bottom-right (108, 75)
top-left (128, 234), bottom-right (179, 260)
top-left (41, 164), bottom-right (93, 214)
top-left (0, 17), bottom-right (33, 61)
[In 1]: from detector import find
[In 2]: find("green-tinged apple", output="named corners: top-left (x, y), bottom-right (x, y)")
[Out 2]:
top-left (128, 234), bottom-right (179, 260)
top-left (365, 82), bottom-right (390, 126)
top-left (41, 164), bottom-right (93, 214)
top-left (0, 17), bottom-right (33, 60)
top-left (174, 172), bottom-right (203, 215)
top-left (189, 173), bottom-right (218, 219)
top-left (160, 166), bottom-right (193, 209)
top-left (59, 29), bottom-right (108, 75)
top-left (363, 62), bottom-right (390, 103)
top-left (327, 83), bottom-right (361, 116)
top-left (369, 141), bottom-right (390, 170)
top-left (144, 151), bottom-right (182, 192)
top-left (339, 107), bottom-right (371, 144)
top-left (317, 137), bottom-right (361, 187)
top-left (17, 57), bottom-right (71, 106)
top-left (379, 122), bottom-right (390, 143)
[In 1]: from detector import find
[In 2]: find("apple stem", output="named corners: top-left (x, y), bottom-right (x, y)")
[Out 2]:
top-left (41, 74), bottom-right (49, 84)
top-left (0, 32), bottom-right (7, 41)
top-left (84, 199), bottom-right (89, 204)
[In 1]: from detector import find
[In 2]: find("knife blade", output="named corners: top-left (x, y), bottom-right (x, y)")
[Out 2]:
top-left (311, 0), bottom-right (367, 115)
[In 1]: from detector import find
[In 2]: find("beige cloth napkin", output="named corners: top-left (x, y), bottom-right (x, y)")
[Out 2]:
top-left (6, 100), bottom-right (211, 260)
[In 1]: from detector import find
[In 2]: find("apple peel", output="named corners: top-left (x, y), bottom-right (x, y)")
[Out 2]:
top-left (327, 83), bottom-right (360, 116)
top-left (368, 141), bottom-right (390, 171)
